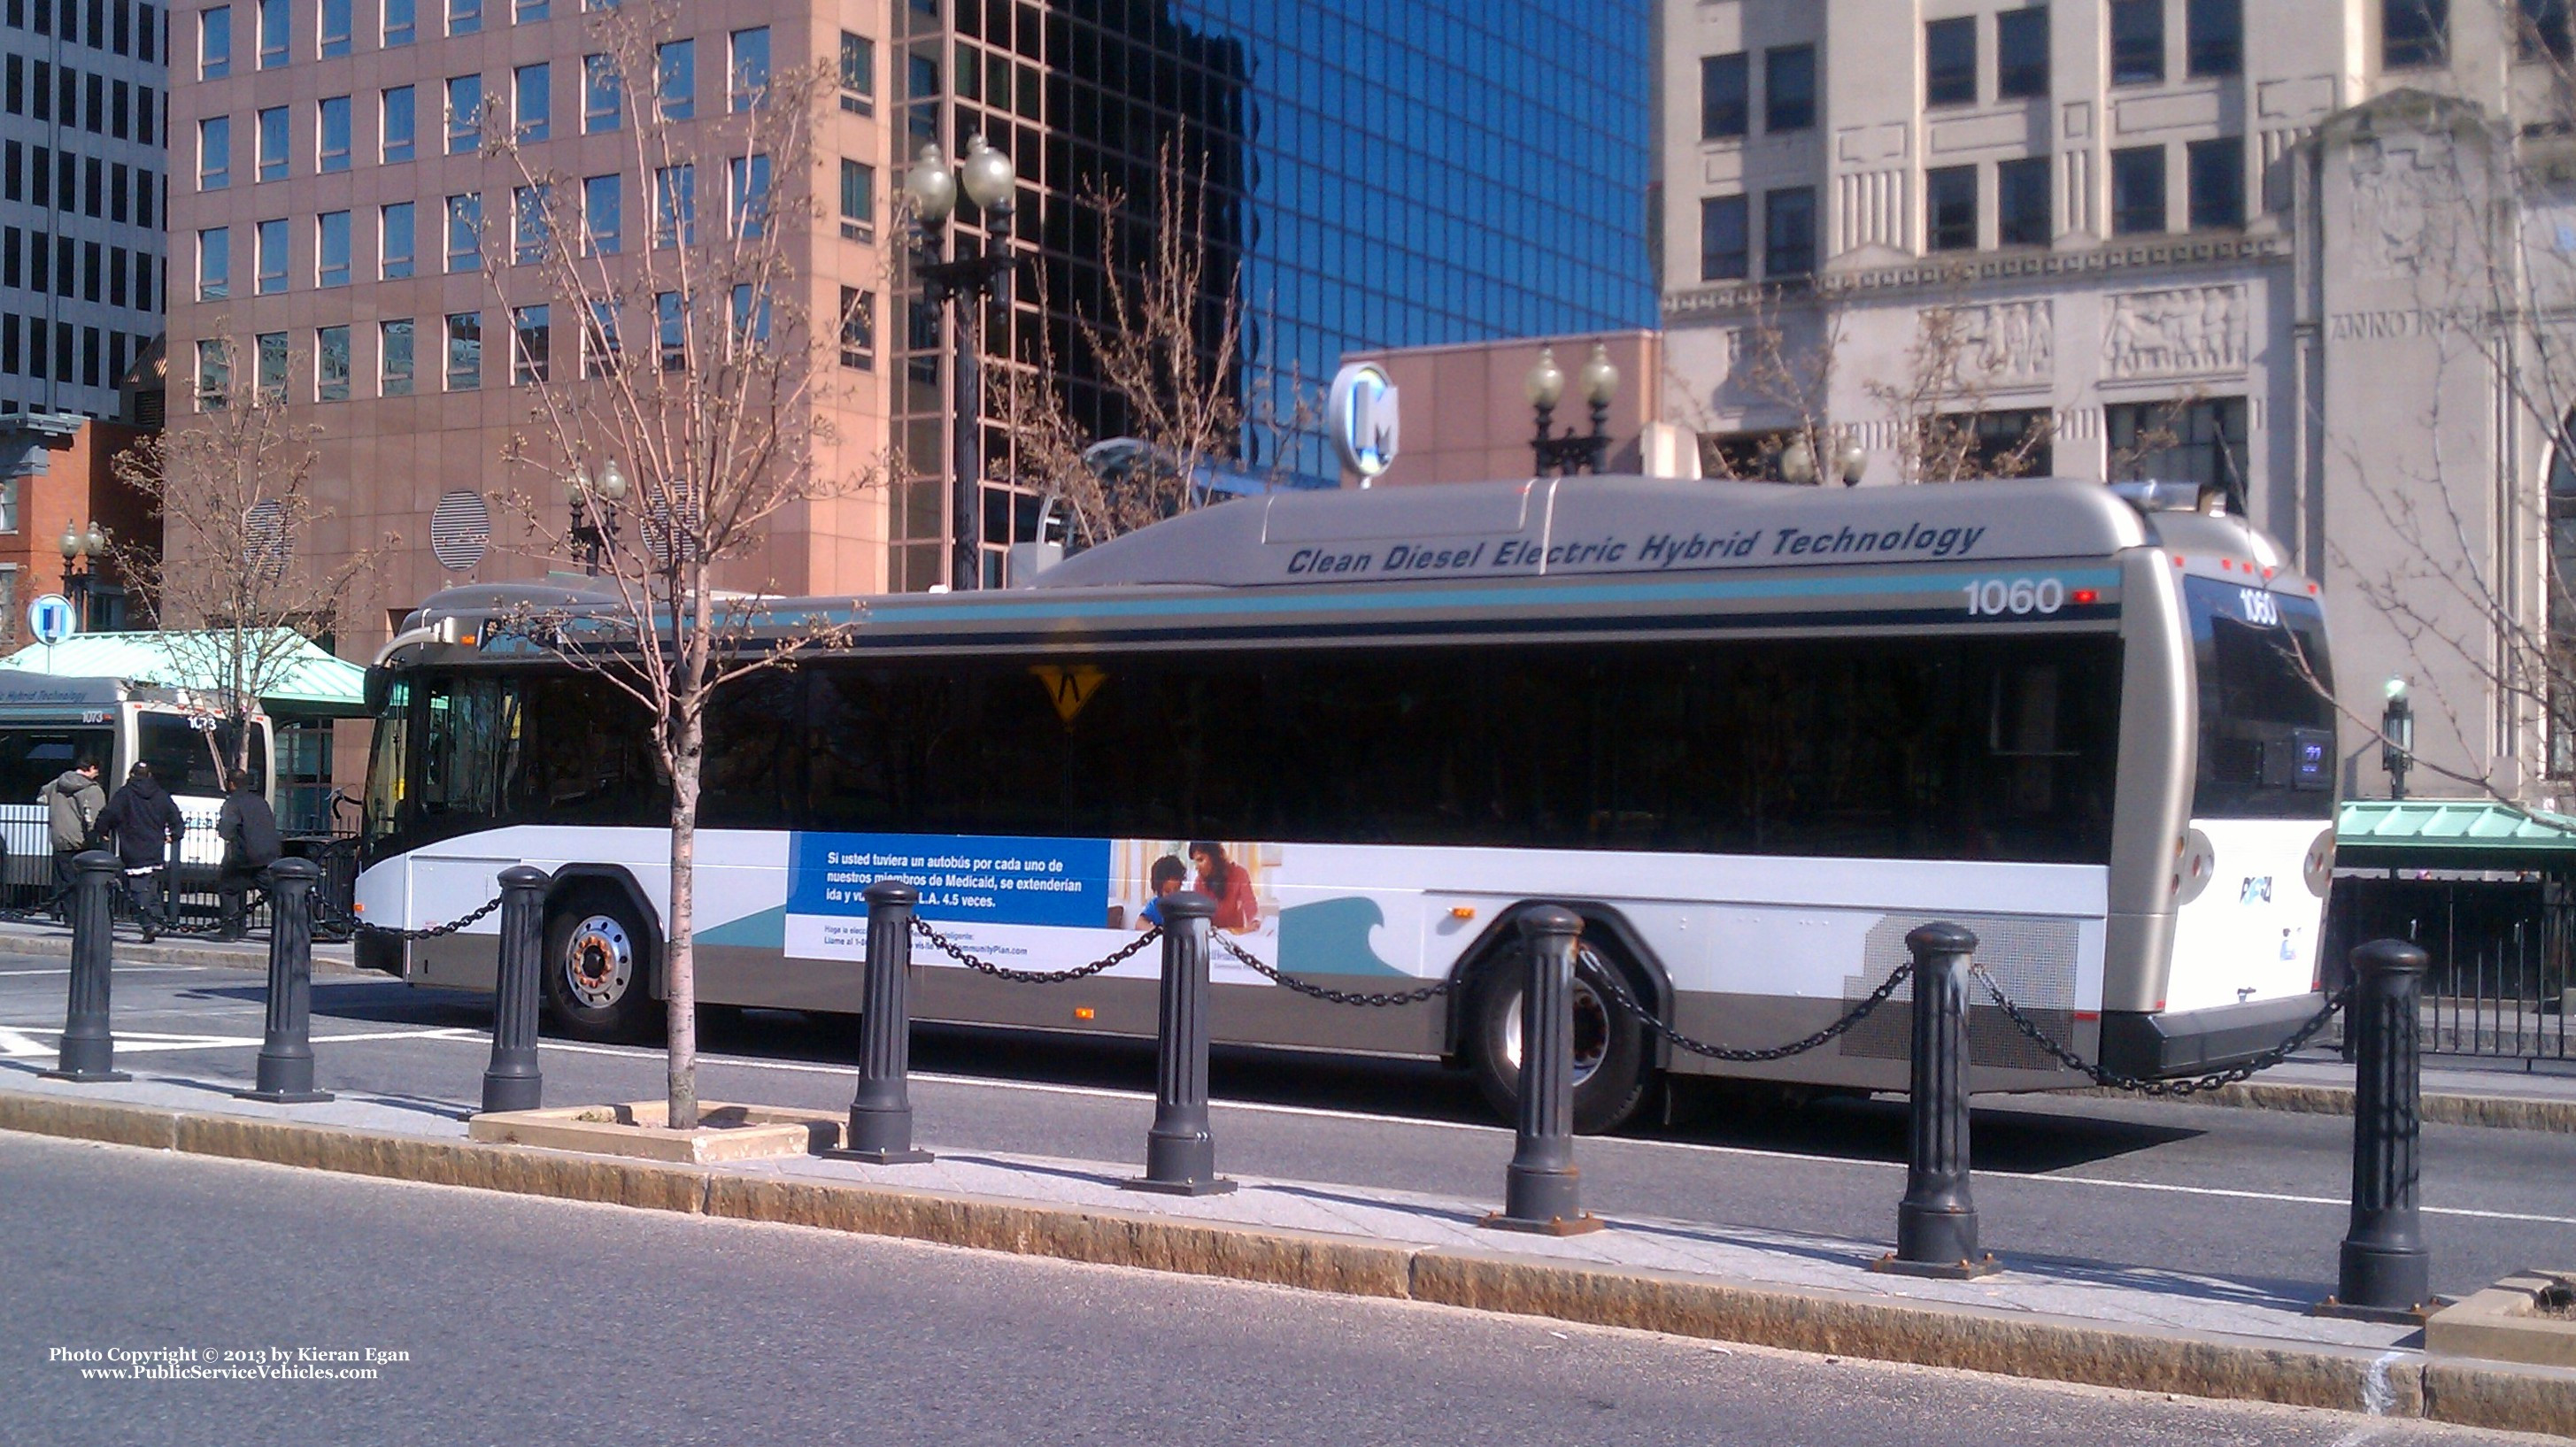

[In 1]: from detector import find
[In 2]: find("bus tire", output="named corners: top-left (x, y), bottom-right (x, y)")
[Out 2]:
top-left (1465, 937), bottom-right (1651, 1135)
top-left (543, 889), bottom-right (659, 1043)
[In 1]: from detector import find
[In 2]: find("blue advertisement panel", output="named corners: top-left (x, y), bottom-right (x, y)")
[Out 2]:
top-left (787, 832), bottom-right (1112, 927)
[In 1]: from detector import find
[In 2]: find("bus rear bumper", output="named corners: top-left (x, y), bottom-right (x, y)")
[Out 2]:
top-left (355, 930), bottom-right (407, 979)
top-left (2099, 993), bottom-right (2330, 1079)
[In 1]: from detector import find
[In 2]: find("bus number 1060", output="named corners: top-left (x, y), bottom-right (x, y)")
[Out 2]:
top-left (1963, 577), bottom-right (2065, 616)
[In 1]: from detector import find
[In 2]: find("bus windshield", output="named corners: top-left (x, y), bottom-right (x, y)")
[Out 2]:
top-left (2185, 577), bottom-right (2335, 818)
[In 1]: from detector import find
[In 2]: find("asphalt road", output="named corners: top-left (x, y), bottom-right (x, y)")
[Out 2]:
top-left (0, 1130), bottom-right (2548, 1447)
top-left (1, 955), bottom-right (2571, 1305)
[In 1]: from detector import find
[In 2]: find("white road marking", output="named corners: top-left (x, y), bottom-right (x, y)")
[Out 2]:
top-left (522, 1038), bottom-right (2576, 1227)
top-left (0, 966), bottom-right (209, 976)
top-left (0, 1025), bottom-right (481, 1058)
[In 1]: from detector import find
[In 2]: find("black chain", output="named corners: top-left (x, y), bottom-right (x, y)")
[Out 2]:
top-left (1970, 965), bottom-right (2348, 1097)
top-left (1215, 935), bottom-right (1460, 1006)
top-left (313, 893), bottom-right (505, 942)
top-left (1592, 958), bottom-right (1916, 1062)
top-left (910, 915), bottom-right (1161, 984)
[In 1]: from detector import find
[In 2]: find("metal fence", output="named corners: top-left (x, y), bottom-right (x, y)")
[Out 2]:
top-left (2321, 874), bottom-right (2572, 1062)
top-left (0, 800), bottom-right (359, 936)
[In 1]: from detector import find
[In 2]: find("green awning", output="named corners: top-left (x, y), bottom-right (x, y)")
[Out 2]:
top-left (0, 631), bottom-right (369, 716)
top-left (2336, 799), bottom-right (2576, 869)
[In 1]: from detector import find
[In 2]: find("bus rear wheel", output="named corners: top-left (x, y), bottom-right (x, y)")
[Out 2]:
top-left (543, 889), bottom-right (659, 1043)
top-left (1467, 937), bottom-right (1650, 1135)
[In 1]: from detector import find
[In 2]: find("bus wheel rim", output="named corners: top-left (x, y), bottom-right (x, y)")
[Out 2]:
top-left (1500, 978), bottom-right (1610, 1086)
top-left (565, 915), bottom-right (634, 1009)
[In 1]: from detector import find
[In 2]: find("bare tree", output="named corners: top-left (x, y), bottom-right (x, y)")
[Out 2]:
top-left (1005, 133), bottom-right (1252, 546)
top-left (482, 0), bottom-right (873, 1128)
top-left (112, 345), bottom-right (381, 776)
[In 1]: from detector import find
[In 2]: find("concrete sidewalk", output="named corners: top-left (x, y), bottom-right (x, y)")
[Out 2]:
top-left (0, 1059), bottom-right (2570, 1435)
top-left (0, 919), bottom-right (359, 973)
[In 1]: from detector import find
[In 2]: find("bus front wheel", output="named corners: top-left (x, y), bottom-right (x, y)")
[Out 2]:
top-left (1466, 937), bottom-right (1650, 1135)
top-left (543, 890), bottom-right (659, 1043)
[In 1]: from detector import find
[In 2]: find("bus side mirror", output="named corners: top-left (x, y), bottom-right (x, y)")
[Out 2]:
top-left (363, 666), bottom-right (392, 714)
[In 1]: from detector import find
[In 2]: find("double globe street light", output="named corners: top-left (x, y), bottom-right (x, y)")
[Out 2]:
top-left (565, 457), bottom-right (628, 575)
top-left (1525, 343), bottom-right (1620, 476)
top-left (59, 520), bottom-right (104, 627)
top-left (904, 135), bottom-right (1017, 590)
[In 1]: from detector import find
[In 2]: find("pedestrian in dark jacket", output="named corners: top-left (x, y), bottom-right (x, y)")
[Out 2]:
top-left (96, 760), bottom-right (184, 941)
top-left (215, 769), bottom-right (282, 940)
top-left (41, 758), bottom-right (104, 918)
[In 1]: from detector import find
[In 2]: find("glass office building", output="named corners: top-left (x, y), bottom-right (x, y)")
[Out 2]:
top-left (888, 0), bottom-right (1653, 589)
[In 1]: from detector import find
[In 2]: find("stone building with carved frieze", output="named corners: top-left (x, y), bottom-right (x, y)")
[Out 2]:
top-left (1660, 0), bottom-right (2576, 804)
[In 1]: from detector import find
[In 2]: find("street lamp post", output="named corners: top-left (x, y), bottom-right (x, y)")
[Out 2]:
top-left (58, 520), bottom-right (103, 628)
top-left (1779, 434), bottom-right (1870, 486)
top-left (1525, 343), bottom-right (1620, 476)
top-left (904, 135), bottom-right (1017, 590)
top-left (2382, 678), bottom-right (2415, 801)
top-left (566, 458), bottom-right (628, 575)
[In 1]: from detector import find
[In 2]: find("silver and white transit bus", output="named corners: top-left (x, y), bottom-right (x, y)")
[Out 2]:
top-left (353, 475), bottom-right (2338, 1131)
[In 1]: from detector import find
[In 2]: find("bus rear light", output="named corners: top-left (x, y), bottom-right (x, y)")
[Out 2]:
top-left (2074, 1011), bottom-right (2100, 1022)
top-left (2072, 589), bottom-right (2099, 605)
top-left (1073, 1006), bottom-right (1095, 1021)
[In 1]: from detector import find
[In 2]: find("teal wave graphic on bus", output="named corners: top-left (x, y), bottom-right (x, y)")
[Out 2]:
top-left (787, 832), bottom-right (1113, 927)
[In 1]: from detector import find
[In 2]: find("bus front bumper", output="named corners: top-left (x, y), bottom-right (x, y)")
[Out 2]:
top-left (355, 929), bottom-right (407, 978)
top-left (2098, 993), bottom-right (2331, 1079)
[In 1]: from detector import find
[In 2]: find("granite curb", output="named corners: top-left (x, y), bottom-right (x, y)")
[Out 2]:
top-left (2, 1088), bottom-right (2568, 1435)
top-left (0, 927), bottom-right (360, 974)
top-left (2107, 1081), bottom-right (2576, 1135)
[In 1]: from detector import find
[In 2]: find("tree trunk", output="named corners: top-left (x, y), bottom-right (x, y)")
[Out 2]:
top-left (666, 718), bottom-right (700, 1130)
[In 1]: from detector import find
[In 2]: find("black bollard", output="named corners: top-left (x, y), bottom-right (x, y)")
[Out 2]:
top-left (479, 866), bottom-right (551, 1115)
top-left (1126, 891), bottom-right (1235, 1195)
top-left (1482, 906), bottom-right (1603, 1235)
top-left (2318, 938), bottom-right (2433, 1321)
top-left (238, 858), bottom-right (333, 1103)
top-left (825, 881), bottom-right (934, 1164)
top-left (1874, 921), bottom-right (1999, 1279)
top-left (43, 850), bottom-right (129, 1082)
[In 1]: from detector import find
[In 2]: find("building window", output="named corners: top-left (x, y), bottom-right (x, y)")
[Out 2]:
top-left (582, 53), bottom-right (621, 132)
top-left (256, 331), bottom-right (288, 401)
top-left (382, 85), bottom-right (414, 162)
top-left (256, 217), bottom-right (287, 293)
top-left (513, 304), bottom-right (548, 384)
top-left (2109, 0), bottom-right (2164, 84)
top-left (316, 208), bottom-right (350, 285)
top-left (514, 62), bottom-right (549, 141)
top-left (1998, 155), bottom-right (2051, 245)
top-left (2187, 137), bottom-right (2243, 229)
top-left (657, 39), bottom-right (694, 119)
top-left (2187, 0), bottom-right (2243, 75)
top-left (200, 4), bottom-right (231, 77)
top-left (380, 317), bottom-right (414, 396)
top-left (315, 324), bottom-right (350, 400)
top-left (1925, 18), bottom-right (1977, 107)
top-left (447, 0), bottom-right (478, 36)
top-left (1701, 52), bottom-right (1747, 140)
top-left (2520, 0), bottom-right (2575, 61)
top-left (656, 290), bottom-right (683, 371)
top-left (317, 95), bottom-right (350, 172)
top-left (1764, 45), bottom-right (1815, 132)
top-left (654, 164), bottom-right (694, 247)
top-left (1700, 194), bottom-right (1748, 280)
top-left (729, 26), bottom-right (767, 112)
top-left (1926, 165), bottom-right (1978, 250)
top-left (318, 0), bottom-right (348, 55)
top-left (728, 156), bottom-right (770, 237)
top-left (2384, 0), bottom-right (2446, 66)
top-left (258, 105), bottom-right (288, 181)
top-left (197, 114), bottom-right (229, 189)
top-left (839, 287), bottom-right (875, 370)
top-left (1926, 409), bottom-right (2054, 478)
top-left (382, 0), bottom-right (413, 45)
top-left (840, 31), bottom-right (875, 113)
top-left (513, 183), bottom-right (550, 264)
top-left (381, 200), bottom-right (414, 278)
top-left (196, 338), bottom-right (230, 410)
top-left (1764, 186), bottom-right (1816, 278)
top-left (2108, 397), bottom-right (2248, 512)
top-left (258, 0), bottom-right (285, 67)
top-left (515, 0), bottom-right (545, 19)
top-left (582, 300), bottom-right (618, 377)
top-left (1997, 9), bottom-right (2049, 98)
top-left (197, 226), bottom-right (228, 300)
top-left (729, 283), bottom-right (770, 346)
top-left (444, 311), bottom-right (480, 389)
top-left (838, 158), bottom-right (873, 242)
top-left (445, 191), bottom-right (481, 271)
top-left (582, 173), bottom-right (620, 255)
top-left (446, 73), bottom-right (482, 154)
top-left (2110, 144), bottom-right (2165, 235)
